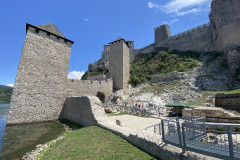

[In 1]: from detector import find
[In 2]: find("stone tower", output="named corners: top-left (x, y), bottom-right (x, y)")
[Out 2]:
top-left (109, 38), bottom-right (130, 90)
top-left (154, 24), bottom-right (171, 44)
top-left (126, 41), bottom-right (135, 63)
top-left (101, 45), bottom-right (110, 62)
top-left (7, 23), bottom-right (74, 124)
top-left (209, 0), bottom-right (240, 72)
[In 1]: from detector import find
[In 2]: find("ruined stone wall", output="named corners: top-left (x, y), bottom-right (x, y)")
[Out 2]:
top-left (7, 25), bottom-right (73, 124)
top-left (101, 45), bottom-right (110, 62)
top-left (215, 93), bottom-right (240, 112)
top-left (109, 39), bottom-right (130, 90)
top-left (66, 79), bottom-right (113, 99)
top-left (60, 96), bottom-right (105, 126)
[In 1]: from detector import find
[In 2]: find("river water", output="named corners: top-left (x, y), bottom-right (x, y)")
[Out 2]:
top-left (0, 104), bottom-right (65, 159)
top-left (0, 104), bottom-right (9, 155)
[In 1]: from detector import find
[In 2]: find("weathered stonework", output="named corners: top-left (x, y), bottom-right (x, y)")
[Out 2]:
top-left (109, 38), bottom-right (130, 90)
top-left (154, 24), bottom-right (171, 44)
top-left (215, 93), bottom-right (240, 112)
top-left (8, 24), bottom-right (114, 124)
top-left (8, 24), bottom-right (73, 124)
top-left (66, 79), bottom-right (113, 99)
top-left (60, 96), bottom-right (105, 126)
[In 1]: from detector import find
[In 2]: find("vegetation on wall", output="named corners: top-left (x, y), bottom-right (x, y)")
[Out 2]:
top-left (81, 69), bottom-right (108, 80)
top-left (128, 49), bottom-right (201, 86)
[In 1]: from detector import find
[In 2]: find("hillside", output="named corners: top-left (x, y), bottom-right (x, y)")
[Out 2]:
top-left (129, 48), bottom-right (201, 86)
top-left (0, 85), bottom-right (13, 103)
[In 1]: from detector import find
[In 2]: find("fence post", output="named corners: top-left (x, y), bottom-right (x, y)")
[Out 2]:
top-left (159, 123), bottom-right (161, 135)
top-left (227, 126), bottom-right (234, 158)
top-left (182, 124), bottom-right (186, 153)
top-left (161, 120), bottom-right (165, 141)
top-left (176, 118), bottom-right (183, 147)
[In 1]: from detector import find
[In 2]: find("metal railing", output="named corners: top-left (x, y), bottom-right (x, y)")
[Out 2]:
top-left (161, 116), bottom-right (240, 159)
top-left (145, 123), bottom-right (161, 135)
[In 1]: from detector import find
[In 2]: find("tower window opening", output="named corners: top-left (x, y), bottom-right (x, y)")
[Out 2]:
top-left (35, 29), bottom-right (39, 34)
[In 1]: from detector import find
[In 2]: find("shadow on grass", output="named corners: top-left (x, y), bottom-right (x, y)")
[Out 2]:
top-left (58, 119), bottom-right (84, 131)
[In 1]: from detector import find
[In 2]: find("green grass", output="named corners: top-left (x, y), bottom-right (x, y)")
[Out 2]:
top-left (142, 84), bottom-right (176, 92)
top-left (37, 126), bottom-right (156, 160)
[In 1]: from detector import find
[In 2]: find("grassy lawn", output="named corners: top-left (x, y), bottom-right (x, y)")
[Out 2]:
top-left (37, 126), bottom-right (156, 160)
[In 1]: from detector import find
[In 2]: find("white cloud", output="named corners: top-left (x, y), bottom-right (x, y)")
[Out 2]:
top-left (68, 71), bottom-right (85, 80)
top-left (147, 0), bottom-right (211, 16)
top-left (162, 19), bottom-right (179, 25)
top-left (147, 2), bottom-right (161, 9)
top-left (6, 83), bottom-right (14, 87)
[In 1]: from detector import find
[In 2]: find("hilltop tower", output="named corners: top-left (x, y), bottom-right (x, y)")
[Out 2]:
top-left (7, 23), bottom-right (74, 124)
top-left (109, 38), bottom-right (130, 90)
top-left (209, 0), bottom-right (240, 72)
top-left (154, 24), bottom-right (171, 44)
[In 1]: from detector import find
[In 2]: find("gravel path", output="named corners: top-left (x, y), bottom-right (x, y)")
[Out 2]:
top-left (106, 115), bottom-right (162, 133)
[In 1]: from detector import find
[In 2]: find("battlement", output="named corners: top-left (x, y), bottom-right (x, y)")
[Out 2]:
top-left (66, 78), bottom-right (113, 98)
top-left (109, 38), bottom-right (130, 48)
top-left (26, 23), bottom-right (74, 47)
top-left (68, 78), bottom-right (112, 85)
top-left (169, 23), bottom-right (211, 40)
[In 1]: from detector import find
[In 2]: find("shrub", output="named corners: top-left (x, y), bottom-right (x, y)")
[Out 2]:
top-left (161, 52), bottom-right (169, 60)
top-left (216, 126), bottom-right (225, 131)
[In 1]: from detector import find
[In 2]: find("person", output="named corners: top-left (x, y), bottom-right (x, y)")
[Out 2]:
top-left (173, 111), bottom-right (176, 117)
top-left (158, 107), bottom-right (163, 117)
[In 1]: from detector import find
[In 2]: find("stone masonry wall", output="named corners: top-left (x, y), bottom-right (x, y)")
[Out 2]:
top-left (60, 96), bottom-right (105, 126)
top-left (215, 93), bottom-right (240, 112)
top-left (134, 23), bottom-right (213, 59)
top-left (109, 39), bottom-right (130, 90)
top-left (157, 23), bottom-right (214, 52)
top-left (7, 26), bottom-right (72, 124)
top-left (66, 79), bottom-right (113, 99)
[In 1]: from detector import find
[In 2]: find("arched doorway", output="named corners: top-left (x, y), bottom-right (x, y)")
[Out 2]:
top-left (96, 92), bottom-right (105, 103)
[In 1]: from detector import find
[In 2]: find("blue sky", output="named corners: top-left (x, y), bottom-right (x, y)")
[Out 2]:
top-left (0, 0), bottom-right (211, 86)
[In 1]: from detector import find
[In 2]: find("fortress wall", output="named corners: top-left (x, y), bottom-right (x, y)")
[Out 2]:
top-left (60, 96), bottom-right (104, 126)
top-left (7, 26), bottom-right (72, 124)
top-left (66, 78), bottom-right (113, 99)
top-left (158, 23), bottom-right (214, 52)
top-left (134, 43), bottom-right (155, 55)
